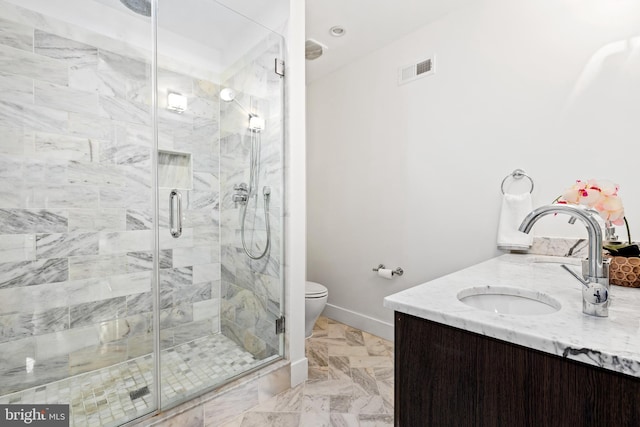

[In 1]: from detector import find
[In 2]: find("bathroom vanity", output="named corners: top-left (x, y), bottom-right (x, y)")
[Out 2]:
top-left (384, 254), bottom-right (640, 426)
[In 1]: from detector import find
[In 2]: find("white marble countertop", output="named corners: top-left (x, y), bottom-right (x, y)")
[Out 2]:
top-left (384, 254), bottom-right (640, 378)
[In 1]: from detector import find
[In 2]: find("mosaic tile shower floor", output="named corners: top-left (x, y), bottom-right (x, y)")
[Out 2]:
top-left (0, 334), bottom-right (260, 427)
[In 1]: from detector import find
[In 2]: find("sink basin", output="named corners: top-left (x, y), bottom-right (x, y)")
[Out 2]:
top-left (457, 286), bottom-right (561, 315)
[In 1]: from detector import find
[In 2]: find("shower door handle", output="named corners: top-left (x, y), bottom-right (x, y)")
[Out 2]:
top-left (169, 189), bottom-right (182, 238)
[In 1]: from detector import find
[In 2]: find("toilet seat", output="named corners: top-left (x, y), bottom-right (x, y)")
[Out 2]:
top-left (306, 281), bottom-right (328, 298)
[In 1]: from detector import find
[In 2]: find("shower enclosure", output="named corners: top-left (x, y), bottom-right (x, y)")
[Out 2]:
top-left (0, 0), bottom-right (285, 425)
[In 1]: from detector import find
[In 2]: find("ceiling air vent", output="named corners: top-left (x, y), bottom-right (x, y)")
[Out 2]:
top-left (398, 56), bottom-right (435, 85)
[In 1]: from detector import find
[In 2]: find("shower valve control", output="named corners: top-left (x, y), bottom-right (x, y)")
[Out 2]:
top-left (232, 183), bottom-right (249, 204)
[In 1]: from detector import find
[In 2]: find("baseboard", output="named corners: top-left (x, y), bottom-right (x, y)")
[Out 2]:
top-left (322, 304), bottom-right (394, 342)
top-left (290, 357), bottom-right (308, 387)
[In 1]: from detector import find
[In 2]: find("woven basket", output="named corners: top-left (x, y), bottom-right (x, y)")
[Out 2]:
top-left (609, 256), bottom-right (640, 288)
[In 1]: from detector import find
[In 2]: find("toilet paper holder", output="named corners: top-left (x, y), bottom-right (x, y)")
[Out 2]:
top-left (372, 264), bottom-right (404, 276)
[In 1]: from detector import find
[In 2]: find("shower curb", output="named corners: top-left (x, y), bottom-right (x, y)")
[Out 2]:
top-left (128, 359), bottom-right (290, 426)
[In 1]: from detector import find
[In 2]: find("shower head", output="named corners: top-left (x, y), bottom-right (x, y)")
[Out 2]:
top-left (120, 0), bottom-right (151, 17)
top-left (249, 116), bottom-right (265, 132)
top-left (220, 88), bottom-right (236, 102)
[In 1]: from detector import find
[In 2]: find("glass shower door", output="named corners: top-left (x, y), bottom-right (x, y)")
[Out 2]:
top-left (0, 0), bottom-right (157, 425)
top-left (0, 0), bottom-right (286, 423)
top-left (155, 0), bottom-right (285, 408)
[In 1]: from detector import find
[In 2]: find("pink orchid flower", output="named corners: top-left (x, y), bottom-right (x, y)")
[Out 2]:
top-left (560, 180), bottom-right (586, 204)
top-left (595, 194), bottom-right (625, 226)
top-left (558, 178), bottom-right (625, 226)
top-left (593, 179), bottom-right (619, 197)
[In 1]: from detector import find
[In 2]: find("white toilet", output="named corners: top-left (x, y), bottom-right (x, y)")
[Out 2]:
top-left (305, 281), bottom-right (328, 338)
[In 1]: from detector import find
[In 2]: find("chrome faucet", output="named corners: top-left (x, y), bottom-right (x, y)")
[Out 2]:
top-left (518, 204), bottom-right (610, 317)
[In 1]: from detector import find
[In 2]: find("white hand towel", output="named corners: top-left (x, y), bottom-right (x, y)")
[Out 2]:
top-left (497, 192), bottom-right (533, 251)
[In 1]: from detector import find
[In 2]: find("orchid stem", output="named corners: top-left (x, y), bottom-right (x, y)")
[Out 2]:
top-left (624, 216), bottom-right (631, 244)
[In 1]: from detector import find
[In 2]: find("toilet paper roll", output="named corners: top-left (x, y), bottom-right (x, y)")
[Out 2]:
top-left (378, 268), bottom-right (393, 279)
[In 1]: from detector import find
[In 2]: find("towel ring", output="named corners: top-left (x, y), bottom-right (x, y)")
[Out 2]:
top-left (501, 169), bottom-right (534, 194)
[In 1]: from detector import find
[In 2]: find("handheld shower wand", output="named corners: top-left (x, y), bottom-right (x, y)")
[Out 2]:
top-left (222, 88), bottom-right (270, 259)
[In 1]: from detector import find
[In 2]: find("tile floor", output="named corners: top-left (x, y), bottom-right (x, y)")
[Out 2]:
top-left (219, 316), bottom-right (395, 427)
top-left (0, 317), bottom-right (394, 427)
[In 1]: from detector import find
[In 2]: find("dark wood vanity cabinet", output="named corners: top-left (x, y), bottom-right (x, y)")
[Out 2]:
top-left (395, 312), bottom-right (640, 427)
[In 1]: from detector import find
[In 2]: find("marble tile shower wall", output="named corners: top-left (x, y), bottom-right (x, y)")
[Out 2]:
top-left (219, 37), bottom-right (283, 360)
top-left (0, 2), bottom-right (220, 396)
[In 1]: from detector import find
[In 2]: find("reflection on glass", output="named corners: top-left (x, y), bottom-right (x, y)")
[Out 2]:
top-left (156, 0), bottom-right (285, 409)
top-left (0, 0), bottom-right (285, 424)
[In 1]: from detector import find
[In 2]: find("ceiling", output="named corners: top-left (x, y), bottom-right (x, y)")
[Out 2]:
top-left (305, 0), bottom-right (470, 83)
top-left (93, 0), bottom-right (286, 51)
top-left (92, 0), bottom-right (288, 42)
top-left (15, 0), bottom-right (466, 83)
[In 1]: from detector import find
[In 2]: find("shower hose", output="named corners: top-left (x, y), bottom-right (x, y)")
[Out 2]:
top-left (241, 187), bottom-right (270, 260)
top-left (240, 128), bottom-right (271, 260)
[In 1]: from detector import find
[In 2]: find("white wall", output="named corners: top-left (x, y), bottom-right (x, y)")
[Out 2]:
top-left (286, 0), bottom-right (307, 386)
top-left (307, 0), bottom-right (640, 340)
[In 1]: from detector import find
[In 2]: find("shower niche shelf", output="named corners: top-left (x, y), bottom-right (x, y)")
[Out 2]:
top-left (158, 150), bottom-right (192, 190)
